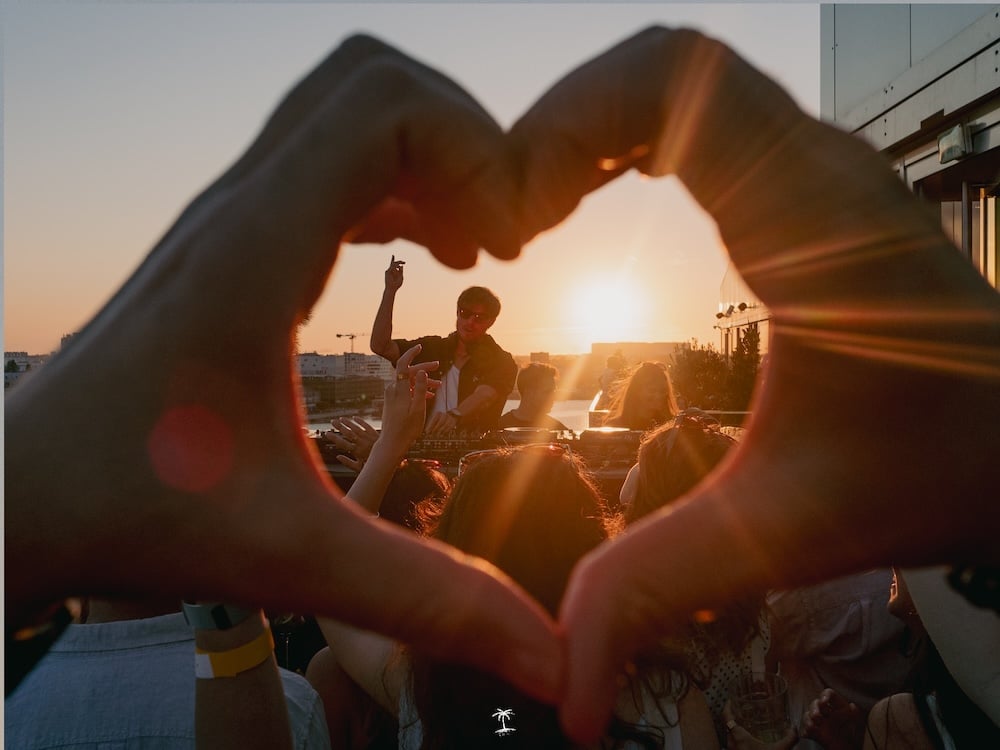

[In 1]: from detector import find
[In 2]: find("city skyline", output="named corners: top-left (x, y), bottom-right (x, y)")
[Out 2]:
top-left (4, 3), bottom-right (820, 356)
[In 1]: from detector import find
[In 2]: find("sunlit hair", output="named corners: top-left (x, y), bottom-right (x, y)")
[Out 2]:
top-left (409, 446), bottom-right (670, 749)
top-left (379, 459), bottom-right (451, 531)
top-left (515, 362), bottom-right (558, 399)
top-left (415, 445), bottom-right (611, 613)
top-left (606, 361), bottom-right (679, 431)
top-left (456, 286), bottom-right (501, 320)
top-left (625, 415), bottom-right (736, 525)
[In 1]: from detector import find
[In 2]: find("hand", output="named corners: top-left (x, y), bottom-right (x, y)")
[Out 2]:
top-left (4, 34), bottom-right (560, 704)
top-left (384, 254), bottom-right (405, 292)
top-left (324, 417), bottom-right (379, 471)
top-left (424, 410), bottom-right (459, 436)
top-left (801, 689), bottom-right (863, 750)
top-left (511, 27), bottom-right (1000, 741)
top-left (377, 344), bottom-right (437, 456)
top-left (721, 701), bottom-right (797, 750)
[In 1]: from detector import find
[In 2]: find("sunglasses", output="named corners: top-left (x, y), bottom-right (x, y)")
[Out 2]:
top-left (457, 306), bottom-right (493, 323)
top-left (457, 443), bottom-right (573, 477)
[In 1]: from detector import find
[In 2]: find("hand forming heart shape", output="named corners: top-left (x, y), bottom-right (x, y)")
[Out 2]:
top-left (6, 26), bottom-right (999, 740)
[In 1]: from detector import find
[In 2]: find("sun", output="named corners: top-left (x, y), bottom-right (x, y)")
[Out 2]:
top-left (569, 275), bottom-right (646, 347)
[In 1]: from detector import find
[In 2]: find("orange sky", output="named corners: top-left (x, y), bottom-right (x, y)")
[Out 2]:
top-left (3, 3), bottom-right (820, 357)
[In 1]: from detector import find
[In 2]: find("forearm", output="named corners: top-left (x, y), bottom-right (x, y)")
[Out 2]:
top-left (370, 288), bottom-right (398, 361)
top-left (195, 611), bottom-right (293, 750)
top-left (344, 437), bottom-right (407, 515)
top-left (457, 384), bottom-right (499, 418)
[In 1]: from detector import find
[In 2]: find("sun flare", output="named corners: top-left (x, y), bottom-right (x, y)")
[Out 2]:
top-left (570, 275), bottom-right (646, 347)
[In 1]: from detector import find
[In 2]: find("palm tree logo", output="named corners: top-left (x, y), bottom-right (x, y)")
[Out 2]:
top-left (492, 708), bottom-right (516, 736)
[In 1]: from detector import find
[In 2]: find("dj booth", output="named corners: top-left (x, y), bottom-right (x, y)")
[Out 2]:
top-left (315, 426), bottom-right (645, 508)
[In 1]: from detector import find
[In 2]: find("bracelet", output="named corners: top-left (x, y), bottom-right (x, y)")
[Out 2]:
top-left (194, 628), bottom-right (275, 679)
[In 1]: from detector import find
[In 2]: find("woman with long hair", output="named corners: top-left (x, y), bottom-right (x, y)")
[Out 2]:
top-left (605, 362), bottom-right (679, 432)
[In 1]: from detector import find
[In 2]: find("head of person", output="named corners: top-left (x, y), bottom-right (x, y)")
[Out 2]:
top-left (455, 286), bottom-right (500, 346)
top-left (608, 361), bottom-right (678, 430)
top-left (409, 445), bottom-right (627, 748)
top-left (515, 363), bottom-right (559, 419)
top-left (622, 413), bottom-right (737, 524)
top-left (378, 459), bottom-right (451, 531)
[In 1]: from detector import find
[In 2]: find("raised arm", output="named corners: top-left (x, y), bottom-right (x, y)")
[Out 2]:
top-left (370, 256), bottom-right (406, 363)
top-left (511, 26), bottom-right (1000, 740)
top-left (345, 344), bottom-right (437, 513)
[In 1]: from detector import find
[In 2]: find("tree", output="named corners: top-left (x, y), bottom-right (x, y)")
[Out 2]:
top-left (5, 359), bottom-right (20, 373)
top-left (670, 343), bottom-right (729, 410)
top-left (669, 329), bottom-right (761, 412)
top-left (729, 323), bottom-right (761, 411)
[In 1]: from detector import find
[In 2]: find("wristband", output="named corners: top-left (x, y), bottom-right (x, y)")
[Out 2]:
top-left (194, 628), bottom-right (275, 679)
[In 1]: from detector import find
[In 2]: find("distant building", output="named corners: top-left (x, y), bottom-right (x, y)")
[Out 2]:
top-left (591, 341), bottom-right (689, 366)
top-left (296, 351), bottom-right (395, 414)
top-left (296, 352), bottom-right (396, 382)
top-left (715, 267), bottom-right (769, 360)
top-left (4, 351), bottom-right (50, 389)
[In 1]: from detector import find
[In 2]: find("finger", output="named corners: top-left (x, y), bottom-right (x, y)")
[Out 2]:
top-left (171, 40), bottom-right (521, 329)
top-left (559, 552), bottom-right (645, 742)
top-left (396, 344), bottom-right (424, 372)
top-left (410, 369), bottom-right (429, 412)
top-left (511, 26), bottom-right (690, 241)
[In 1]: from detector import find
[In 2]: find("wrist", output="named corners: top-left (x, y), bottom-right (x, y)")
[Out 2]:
top-left (182, 601), bottom-right (253, 631)
top-left (193, 609), bottom-right (267, 652)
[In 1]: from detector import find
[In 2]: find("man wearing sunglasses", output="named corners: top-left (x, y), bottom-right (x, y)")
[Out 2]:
top-left (370, 257), bottom-right (516, 436)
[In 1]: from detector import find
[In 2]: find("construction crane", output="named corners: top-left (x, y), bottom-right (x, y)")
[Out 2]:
top-left (336, 333), bottom-right (365, 353)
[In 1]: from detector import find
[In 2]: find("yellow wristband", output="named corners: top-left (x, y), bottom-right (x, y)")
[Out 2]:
top-left (194, 628), bottom-right (274, 679)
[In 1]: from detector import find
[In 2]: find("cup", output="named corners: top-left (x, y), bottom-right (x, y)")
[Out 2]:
top-left (728, 672), bottom-right (791, 742)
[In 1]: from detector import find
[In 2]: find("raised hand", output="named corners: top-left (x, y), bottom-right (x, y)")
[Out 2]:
top-left (384, 254), bottom-right (406, 292)
top-left (4, 34), bottom-right (559, 702)
top-left (324, 417), bottom-right (379, 471)
top-left (512, 26), bottom-right (999, 741)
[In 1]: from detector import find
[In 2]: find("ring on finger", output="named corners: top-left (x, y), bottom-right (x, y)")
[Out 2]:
top-left (396, 372), bottom-right (408, 381)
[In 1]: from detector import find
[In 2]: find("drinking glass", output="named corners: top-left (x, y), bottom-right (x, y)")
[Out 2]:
top-left (728, 672), bottom-right (791, 742)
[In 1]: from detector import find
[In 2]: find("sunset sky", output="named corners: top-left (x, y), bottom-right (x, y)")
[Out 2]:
top-left (3, 2), bottom-right (820, 357)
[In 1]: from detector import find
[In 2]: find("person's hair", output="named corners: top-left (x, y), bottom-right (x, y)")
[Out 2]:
top-left (378, 459), bottom-right (451, 531)
top-left (409, 446), bottom-right (670, 749)
top-left (416, 446), bottom-right (611, 613)
top-left (456, 287), bottom-right (501, 320)
top-left (515, 362), bottom-right (558, 399)
top-left (624, 413), bottom-right (736, 525)
top-left (625, 414), bottom-right (765, 696)
top-left (606, 361), bottom-right (678, 430)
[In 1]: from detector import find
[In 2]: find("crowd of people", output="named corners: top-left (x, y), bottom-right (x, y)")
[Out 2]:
top-left (6, 23), bottom-right (998, 750)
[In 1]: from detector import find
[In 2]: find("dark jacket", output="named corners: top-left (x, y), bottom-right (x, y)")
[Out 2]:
top-left (393, 332), bottom-right (517, 435)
